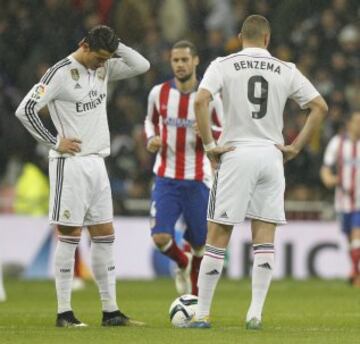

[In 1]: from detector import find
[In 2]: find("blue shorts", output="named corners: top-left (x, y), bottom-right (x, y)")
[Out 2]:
top-left (339, 211), bottom-right (360, 235)
top-left (150, 176), bottom-right (209, 247)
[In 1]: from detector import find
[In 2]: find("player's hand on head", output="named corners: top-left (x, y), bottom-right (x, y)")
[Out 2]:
top-left (146, 136), bottom-right (162, 153)
top-left (57, 137), bottom-right (82, 155)
top-left (275, 144), bottom-right (300, 163)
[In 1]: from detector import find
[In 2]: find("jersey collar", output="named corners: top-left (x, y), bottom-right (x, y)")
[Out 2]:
top-left (69, 55), bottom-right (93, 73)
top-left (240, 47), bottom-right (271, 56)
top-left (169, 78), bottom-right (198, 94)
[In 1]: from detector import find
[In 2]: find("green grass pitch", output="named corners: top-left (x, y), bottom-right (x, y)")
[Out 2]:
top-left (0, 278), bottom-right (359, 344)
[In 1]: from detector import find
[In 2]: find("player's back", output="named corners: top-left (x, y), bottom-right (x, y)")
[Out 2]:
top-left (206, 47), bottom-right (316, 146)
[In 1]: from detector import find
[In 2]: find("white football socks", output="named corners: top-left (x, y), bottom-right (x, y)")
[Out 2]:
top-left (246, 243), bottom-right (275, 321)
top-left (91, 234), bottom-right (118, 312)
top-left (55, 236), bottom-right (80, 313)
top-left (195, 244), bottom-right (225, 320)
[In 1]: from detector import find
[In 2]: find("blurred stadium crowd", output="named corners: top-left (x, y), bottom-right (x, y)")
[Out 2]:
top-left (0, 0), bottom-right (359, 215)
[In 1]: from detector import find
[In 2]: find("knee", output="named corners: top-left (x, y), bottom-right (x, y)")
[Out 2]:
top-left (251, 220), bottom-right (276, 244)
top-left (152, 233), bottom-right (172, 249)
top-left (88, 223), bottom-right (114, 237)
top-left (191, 245), bottom-right (205, 257)
top-left (207, 222), bottom-right (232, 248)
top-left (57, 225), bottom-right (81, 237)
top-left (252, 231), bottom-right (275, 245)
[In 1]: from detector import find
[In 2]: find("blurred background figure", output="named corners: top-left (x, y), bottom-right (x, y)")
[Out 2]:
top-left (13, 146), bottom-right (49, 217)
top-left (321, 111), bottom-right (360, 287)
top-left (0, 259), bottom-right (5, 302)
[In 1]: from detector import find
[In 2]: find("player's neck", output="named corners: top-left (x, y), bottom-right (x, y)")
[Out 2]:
top-left (242, 42), bottom-right (267, 50)
top-left (174, 76), bottom-right (198, 94)
top-left (72, 50), bottom-right (87, 69)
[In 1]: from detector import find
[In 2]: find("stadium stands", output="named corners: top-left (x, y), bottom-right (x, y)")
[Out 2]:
top-left (0, 0), bottom-right (359, 216)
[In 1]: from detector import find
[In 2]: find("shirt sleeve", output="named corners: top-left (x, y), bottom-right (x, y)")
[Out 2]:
top-left (323, 136), bottom-right (340, 167)
top-left (144, 86), bottom-right (160, 140)
top-left (198, 59), bottom-right (223, 97)
top-left (15, 69), bottom-right (63, 148)
top-left (107, 42), bottom-right (150, 81)
top-left (288, 67), bottom-right (320, 109)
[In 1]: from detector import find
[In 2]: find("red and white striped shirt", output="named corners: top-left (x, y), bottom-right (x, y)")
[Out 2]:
top-left (323, 134), bottom-right (360, 212)
top-left (145, 79), bottom-right (223, 187)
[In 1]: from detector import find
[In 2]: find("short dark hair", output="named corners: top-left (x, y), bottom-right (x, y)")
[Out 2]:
top-left (172, 40), bottom-right (198, 57)
top-left (241, 15), bottom-right (271, 41)
top-left (84, 25), bottom-right (118, 53)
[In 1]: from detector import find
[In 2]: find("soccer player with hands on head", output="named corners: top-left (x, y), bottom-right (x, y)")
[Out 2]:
top-left (189, 15), bottom-right (328, 329)
top-left (15, 25), bottom-right (150, 327)
top-left (321, 111), bottom-right (360, 287)
top-left (145, 40), bottom-right (223, 296)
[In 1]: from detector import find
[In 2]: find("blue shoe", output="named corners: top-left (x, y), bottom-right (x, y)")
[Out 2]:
top-left (187, 317), bottom-right (211, 329)
top-left (245, 317), bottom-right (262, 330)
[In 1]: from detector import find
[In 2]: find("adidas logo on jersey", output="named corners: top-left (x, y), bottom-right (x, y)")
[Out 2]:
top-left (74, 83), bottom-right (82, 89)
top-left (220, 211), bottom-right (228, 219)
top-left (258, 262), bottom-right (272, 270)
top-left (205, 269), bottom-right (220, 275)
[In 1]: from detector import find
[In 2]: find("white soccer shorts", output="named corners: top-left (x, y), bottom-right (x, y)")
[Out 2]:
top-left (207, 144), bottom-right (286, 225)
top-left (49, 155), bottom-right (113, 226)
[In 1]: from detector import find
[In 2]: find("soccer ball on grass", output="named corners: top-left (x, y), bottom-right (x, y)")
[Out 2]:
top-left (169, 294), bottom-right (198, 328)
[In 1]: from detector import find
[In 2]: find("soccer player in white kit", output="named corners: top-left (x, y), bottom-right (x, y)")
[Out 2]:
top-left (188, 15), bottom-right (328, 329)
top-left (15, 26), bottom-right (150, 327)
top-left (321, 111), bottom-right (360, 287)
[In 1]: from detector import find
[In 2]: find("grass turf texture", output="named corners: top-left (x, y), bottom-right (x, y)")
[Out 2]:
top-left (0, 279), bottom-right (359, 344)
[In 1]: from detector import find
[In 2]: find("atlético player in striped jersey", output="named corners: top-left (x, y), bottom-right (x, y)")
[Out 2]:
top-left (321, 111), bottom-right (360, 287)
top-left (16, 26), bottom-right (149, 327)
top-left (144, 40), bottom-right (223, 296)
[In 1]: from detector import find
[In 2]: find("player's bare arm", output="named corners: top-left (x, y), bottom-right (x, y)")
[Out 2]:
top-left (194, 88), bottom-right (234, 164)
top-left (320, 166), bottom-right (339, 189)
top-left (193, 122), bottom-right (200, 136)
top-left (276, 95), bottom-right (328, 162)
top-left (194, 88), bottom-right (214, 146)
top-left (146, 136), bottom-right (162, 153)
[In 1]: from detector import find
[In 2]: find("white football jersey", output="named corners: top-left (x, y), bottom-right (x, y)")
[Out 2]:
top-left (199, 47), bottom-right (320, 146)
top-left (145, 79), bottom-right (223, 186)
top-left (15, 43), bottom-right (150, 158)
top-left (323, 135), bottom-right (360, 212)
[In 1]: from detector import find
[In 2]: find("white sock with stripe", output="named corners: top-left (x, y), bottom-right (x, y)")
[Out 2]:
top-left (55, 236), bottom-right (80, 313)
top-left (91, 235), bottom-right (118, 312)
top-left (195, 244), bottom-right (225, 320)
top-left (246, 243), bottom-right (275, 321)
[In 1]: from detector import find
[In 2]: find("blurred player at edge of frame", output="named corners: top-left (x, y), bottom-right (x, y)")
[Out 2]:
top-left (144, 40), bottom-right (223, 295)
top-left (187, 15), bottom-right (328, 329)
top-left (15, 25), bottom-right (150, 327)
top-left (0, 259), bottom-right (5, 302)
top-left (321, 111), bottom-right (360, 287)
